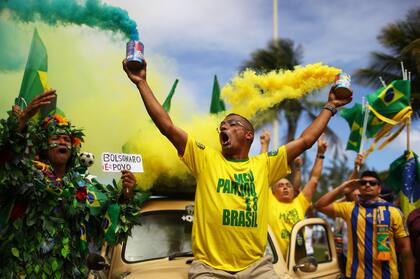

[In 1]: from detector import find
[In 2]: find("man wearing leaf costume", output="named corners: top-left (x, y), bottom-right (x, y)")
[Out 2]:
top-left (0, 90), bottom-right (149, 278)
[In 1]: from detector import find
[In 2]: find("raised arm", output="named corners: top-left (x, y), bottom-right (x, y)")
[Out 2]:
top-left (17, 90), bottom-right (57, 131)
top-left (122, 60), bottom-right (187, 156)
top-left (259, 129), bottom-right (270, 154)
top-left (348, 153), bottom-right (364, 180)
top-left (285, 90), bottom-right (351, 164)
top-left (315, 179), bottom-right (359, 217)
top-left (291, 156), bottom-right (303, 192)
top-left (343, 153), bottom-right (365, 201)
top-left (302, 137), bottom-right (327, 201)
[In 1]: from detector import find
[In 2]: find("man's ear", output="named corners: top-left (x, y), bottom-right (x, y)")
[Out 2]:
top-left (245, 131), bottom-right (254, 142)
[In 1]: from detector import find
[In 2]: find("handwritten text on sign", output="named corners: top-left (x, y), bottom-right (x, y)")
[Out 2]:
top-left (102, 152), bottom-right (144, 173)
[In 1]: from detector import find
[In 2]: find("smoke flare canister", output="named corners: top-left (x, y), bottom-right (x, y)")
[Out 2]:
top-left (126, 40), bottom-right (145, 71)
top-left (333, 72), bottom-right (353, 99)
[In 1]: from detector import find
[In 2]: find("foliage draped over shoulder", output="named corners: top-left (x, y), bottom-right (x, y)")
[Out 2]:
top-left (0, 112), bottom-right (150, 278)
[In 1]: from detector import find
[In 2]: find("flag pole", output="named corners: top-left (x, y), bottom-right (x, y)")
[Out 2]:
top-left (272, 0), bottom-right (279, 148)
top-left (406, 118), bottom-right (411, 152)
top-left (359, 97), bottom-right (370, 156)
top-left (379, 76), bottom-right (387, 88)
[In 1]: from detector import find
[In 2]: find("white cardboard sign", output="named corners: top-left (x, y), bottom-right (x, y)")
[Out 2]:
top-left (101, 152), bottom-right (144, 173)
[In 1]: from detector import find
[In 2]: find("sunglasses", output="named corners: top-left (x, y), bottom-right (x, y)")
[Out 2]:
top-left (359, 179), bottom-right (379, 186)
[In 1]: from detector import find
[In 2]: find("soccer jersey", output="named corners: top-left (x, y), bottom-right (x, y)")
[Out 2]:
top-left (269, 191), bottom-right (311, 258)
top-left (333, 201), bottom-right (409, 279)
top-left (181, 136), bottom-right (290, 272)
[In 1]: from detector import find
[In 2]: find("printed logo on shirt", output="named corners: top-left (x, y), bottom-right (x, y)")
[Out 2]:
top-left (195, 141), bottom-right (205, 150)
top-left (268, 149), bottom-right (278, 156)
top-left (216, 170), bottom-right (259, 228)
top-left (278, 208), bottom-right (302, 239)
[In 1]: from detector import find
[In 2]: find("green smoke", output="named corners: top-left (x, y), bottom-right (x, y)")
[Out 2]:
top-left (0, 0), bottom-right (139, 39)
top-left (0, 20), bottom-right (29, 71)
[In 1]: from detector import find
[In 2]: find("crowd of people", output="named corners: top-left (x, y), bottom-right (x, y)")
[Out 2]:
top-left (0, 57), bottom-right (418, 278)
top-left (122, 59), bottom-right (417, 279)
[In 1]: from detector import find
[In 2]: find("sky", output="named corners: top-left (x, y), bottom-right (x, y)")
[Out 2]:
top-left (0, 0), bottom-right (419, 185)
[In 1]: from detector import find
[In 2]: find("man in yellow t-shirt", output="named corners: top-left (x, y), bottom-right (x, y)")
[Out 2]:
top-left (123, 60), bottom-right (351, 278)
top-left (267, 138), bottom-right (327, 259)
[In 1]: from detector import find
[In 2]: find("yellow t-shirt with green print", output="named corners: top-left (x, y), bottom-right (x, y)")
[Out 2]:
top-left (268, 192), bottom-right (311, 259)
top-left (181, 135), bottom-right (290, 272)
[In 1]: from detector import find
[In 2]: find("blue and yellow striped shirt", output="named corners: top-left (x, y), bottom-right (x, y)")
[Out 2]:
top-left (333, 201), bottom-right (408, 279)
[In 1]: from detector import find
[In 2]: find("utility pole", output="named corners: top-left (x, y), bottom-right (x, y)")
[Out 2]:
top-left (272, 0), bottom-right (279, 148)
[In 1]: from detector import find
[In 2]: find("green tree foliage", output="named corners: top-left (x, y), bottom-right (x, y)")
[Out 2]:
top-left (241, 39), bottom-right (341, 153)
top-left (354, 8), bottom-right (420, 116)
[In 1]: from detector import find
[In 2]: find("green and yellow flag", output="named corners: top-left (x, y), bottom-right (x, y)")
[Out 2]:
top-left (16, 28), bottom-right (48, 108)
top-left (162, 79), bottom-right (179, 112)
top-left (103, 203), bottom-right (121, 244)
top-left (385, 151), bottom-right (420, 216)
top-left (210, 75), bottom-right (226, 114)
top-left (86, 184), bottom-right (107, 216)
top-left (366, 80), bottom-right (412, 137)
top-left (340, 103), bottom-right (364, 152)
top-left (79, 223), bottom-right (88, 252)
top-left (365, 80), bottom-right (412, 155)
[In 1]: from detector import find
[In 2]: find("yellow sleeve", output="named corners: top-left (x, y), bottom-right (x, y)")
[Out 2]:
top-left (267, 146), bottom-right (291, 185)
top-left (332, 202), bottom-right (353, 219)
top-left (390, 207), bottom-right (409, 239)
top-left (180, 135), bottom-right (207, 176)
top-left (296, 192), bottom-right (311, 212)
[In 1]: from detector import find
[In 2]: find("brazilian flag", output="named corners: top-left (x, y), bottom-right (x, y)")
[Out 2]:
top-left (103, 203), bottom-right (121, 244)
top-left (79, 223), bottom-right (88, 252)
top-left (86, 184), bottom-right (107, 216)
top-left (366, 80), bottom-right (411, 137)
top-left (17, 28), bottom-right (48, 107)
top-left (340, 103), bottom-right (364, 152)
top-left (386, 151), bottom-right (420, 216)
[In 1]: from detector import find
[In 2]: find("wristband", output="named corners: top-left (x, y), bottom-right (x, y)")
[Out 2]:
top-left (318, 154), bottom-right (325, 159)
top-left (323, 104), bottom-right (337, 116)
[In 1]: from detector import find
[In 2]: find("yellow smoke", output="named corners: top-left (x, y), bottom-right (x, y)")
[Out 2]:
top-left (0, 19), bottom-right (342, 192)
top-left (0, 20), bottom-right (199, 189)
top-left (222, 64), bottom-right (341, 118)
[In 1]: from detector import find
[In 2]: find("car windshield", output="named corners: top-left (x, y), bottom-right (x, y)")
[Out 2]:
top-left (123, 210), bottom-right (193, 262)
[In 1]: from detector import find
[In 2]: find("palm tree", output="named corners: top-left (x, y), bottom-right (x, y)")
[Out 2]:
top-left (241, 38), bottom-right (341, 151)
top-left (354, 8), bottom-right (420, 116)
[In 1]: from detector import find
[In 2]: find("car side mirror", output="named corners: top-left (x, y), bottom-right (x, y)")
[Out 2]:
top-left (293, 256), bottom-right (318, 272)
top-left (87, 253), bottom-right (110, 271)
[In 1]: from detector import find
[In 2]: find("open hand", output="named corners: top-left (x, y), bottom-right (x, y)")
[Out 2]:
top-left (342, 179), bottom-right (360, 195)
top-left (18, 90), bottom-right (56, 130)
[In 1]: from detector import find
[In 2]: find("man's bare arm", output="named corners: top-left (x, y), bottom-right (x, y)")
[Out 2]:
top-left (259, 130), bottom-right (270, 154)
top-left (291, 157), bottom-right (303, 193)
top-left (395, 237), bottom-right (415, 279)
top-left (123, 60), bottom-right (187, 155)
top-left (302, 138), bottom-right (327, 201)
top-left (315, 179), bottom-right (359, 217)
top-left (285, 90), bottom-right (351, 164)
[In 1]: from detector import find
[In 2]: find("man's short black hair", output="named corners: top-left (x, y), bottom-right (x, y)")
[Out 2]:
top-left (360, 170), bottom-right (382, 185)
top-left (225, 113), bottom-right (255, 132)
